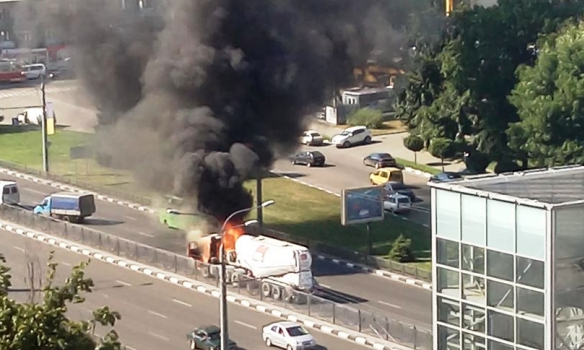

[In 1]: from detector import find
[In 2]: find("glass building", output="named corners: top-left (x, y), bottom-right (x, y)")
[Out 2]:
top-left (430, 166), bottom-right (584, 350)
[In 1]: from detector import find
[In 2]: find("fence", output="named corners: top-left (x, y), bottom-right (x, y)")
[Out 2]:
top-left (0, 159), bottom-right (432, 281)
top-left (0, 205), bottom-right (433, 350)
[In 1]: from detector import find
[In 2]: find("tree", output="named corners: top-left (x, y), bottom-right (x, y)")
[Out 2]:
top-left (388, 234), bottom-right (415, 263)
top-left (403, 135), bottom-right (425, 163)
top-left (395, 0), bottom-right (584, 164)
top-left (0, 251), bottom-right (123, 350)
top-left (508, 21), bottom-right (584, 167)
top-left (429, 138), bottom-right (455, 170)
top-left (465, 150), bottom-right (490, 174)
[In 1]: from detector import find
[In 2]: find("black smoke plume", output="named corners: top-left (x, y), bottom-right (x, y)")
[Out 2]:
top-left (25, 0), bottom-right (440, 220)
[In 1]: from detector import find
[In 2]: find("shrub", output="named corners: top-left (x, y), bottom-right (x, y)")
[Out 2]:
top-left (403, 135), bottom-right (424, 163)
top-left (494, 158), bottom-right (522, 174)
top-left (347, 108), bottom-right (384, 129)
top-left (428, 138), bottom-right (455, 162)
top-left (388, 234), bottom-right (415, 263)
top-left (465, 150), bottom-right (490, 173)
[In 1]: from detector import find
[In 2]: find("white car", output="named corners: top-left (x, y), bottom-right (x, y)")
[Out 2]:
top-left (383, 193), bottom-right (412, 214)
top-left (23, 63), bottom-right (46, 80)
top-left (300, 130), bottom-right (324, 146)
top-left (331, 125), bottom-right (372, 148)
top-left (262, 321), bottom-right (317, 349)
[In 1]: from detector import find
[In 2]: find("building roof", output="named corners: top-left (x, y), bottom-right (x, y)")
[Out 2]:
top-left (429, 165), bottom-right (584, 207)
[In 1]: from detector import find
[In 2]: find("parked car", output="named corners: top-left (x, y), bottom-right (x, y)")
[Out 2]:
top-left (331, 126), bottom-right (372, 148)
top-left (186, 325), bottom-right (237, 350)
top-left (383, 181), bottom-right (416, 201)
top-left (23, 63), bottom-right (46, 80)
top-left (383, 193), bottom-right (412, 214)
top-left (363, 152), bottom-right (397, 169)
top-left (300, 130), bottom-right (324, 146)
top-left (369, 167), bottom-right (404, 185)
top-left (429, 171), bottom-right (463, 183)
top-left (289, 151), bottom-right (326, 167)
top-left (262, 321), bottom-right (317, 349)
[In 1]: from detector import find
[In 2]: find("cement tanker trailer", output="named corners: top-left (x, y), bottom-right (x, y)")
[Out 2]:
top-left (188, 232), bottom-right (314, 301)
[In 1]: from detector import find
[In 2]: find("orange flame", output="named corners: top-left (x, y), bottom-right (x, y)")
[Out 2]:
top-left (222, 219), bottom-right (246, 252)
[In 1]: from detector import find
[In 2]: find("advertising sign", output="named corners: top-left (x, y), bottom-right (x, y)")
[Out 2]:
top-left (341, 185), bottom-right (384, 226)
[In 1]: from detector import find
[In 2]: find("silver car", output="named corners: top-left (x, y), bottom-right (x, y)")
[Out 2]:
top-left (262, 321), bottom-right (317, 349)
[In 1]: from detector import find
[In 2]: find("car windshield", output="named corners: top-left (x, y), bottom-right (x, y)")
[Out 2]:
top-left (446, 173), bottom-right (462, 179)
top-left (311, 151), bottom-right (324, 157)
top-left (287, 326), bottom-right (309, 337)
top-left (207, 332), bottom-right (220, 341)
top-left (377, 153), bottom-right (393, 159)
top-left (398, 197), bottom-right (410, 204)
top-left (388, 183), bottom-right (406, 190)
top-left (310, 133), bottom-right (321, 137)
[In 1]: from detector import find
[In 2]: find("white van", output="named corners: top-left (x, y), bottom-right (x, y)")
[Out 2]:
top-left (23, 63), bottom-right (46, 80)
top-left (0, 180), bottom-right (20, 205)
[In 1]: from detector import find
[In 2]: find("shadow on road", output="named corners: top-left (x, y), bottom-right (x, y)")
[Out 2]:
top-left (272, 172), bottom-right (306, 179)
top-left (84, 218), bottom-right (125, 226)
top-left (314, 285), bottom-right (368, 304)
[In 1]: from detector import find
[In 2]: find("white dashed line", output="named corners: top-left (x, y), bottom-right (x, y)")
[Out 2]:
top-left (378, 301), bottom-right (402, 309)
top-left (172, 298), bottom-right (192, 307)
top-left (115, 280), bottom-right (132, 287)
top-left (137, 231), bottom-right (154, 238)
top-left (235, 320), bottom-right (257, 330)
top-left (148, 310), bottom-right (168, 319)
top-left (12, 246), bottom-right (25, 253)
top-left (147, 332), bottom-right (169, 341)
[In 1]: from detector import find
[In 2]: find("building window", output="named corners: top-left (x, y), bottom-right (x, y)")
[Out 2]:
top-left (487, 339), bottom-right (513, 350)
top-left (438, 325), bottom-right (461, 350)
top-left (487, 250), bottom-right (514, 282)
top-left (438, 296), bottom-right (460, 327)
top-left (487, 280), bottom-right (514, 311)
top-left (438, 267), bottom-right (460, 297)
top-left (462, 274), bottom-right (485, 305)
top-left (517, 287), bottom-right (544, 318)
top-left (516, 256), bottom-right (544, 289)
top-left (486, 199), bottom-right (515, 253)
top-left (0, 9), bottom-right (10, 20)
top-left (461, 195), bottom-right (487, 245)
top-left (437, 190), bottom-right (461, 240)
top-left (463, 332), bottom-right (486, 350)
top-left (487, 310), bottom-right (514, 343)
top-left (19, 31), bottom-right (32, 42)
top-left (437, 238), bottom-right (459, 268)
top-left (516, 318), bottom-right (544, 349)
top-left (516, 206), bottom-right (546, 260)
top-left (462, 244), bottom-right (485, 274)
top-left (462, 303), bottom-right (486, 333)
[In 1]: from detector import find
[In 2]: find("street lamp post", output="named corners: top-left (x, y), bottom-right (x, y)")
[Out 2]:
top-left (220, 199), bottom-right (275, 350)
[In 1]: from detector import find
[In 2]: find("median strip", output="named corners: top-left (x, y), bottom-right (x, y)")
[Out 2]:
top-left (0, 219), bottom-right (415, 350)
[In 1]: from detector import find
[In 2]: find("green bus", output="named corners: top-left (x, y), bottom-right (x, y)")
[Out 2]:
top-left (158, 196), bottom-right (204, 230)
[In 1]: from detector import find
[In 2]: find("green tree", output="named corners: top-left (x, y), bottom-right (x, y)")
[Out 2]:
top-left (509, 21), bottom-right (584, 167)
top-left (347, 108), bottom-right (384, 129)
top-left (0, 252), bottom-right (123, 350)
top-left (388, 234), bottom-right (415, 263)
top-left (403, 135), bottom-right (425, 163)
top-left (429, 138), bottom-right (455, 170)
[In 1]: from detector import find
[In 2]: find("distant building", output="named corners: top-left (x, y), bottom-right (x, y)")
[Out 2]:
top-left (341, 87), bottom-right (395, 113)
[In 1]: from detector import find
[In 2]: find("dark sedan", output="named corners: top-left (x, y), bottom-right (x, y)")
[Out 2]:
top-left (290, 151), bottom-right (326, 167)
top-left (383, 181), bottom-right (416, 201)
top-left (429, 171), bottom-right (463, 183)
top-left (363, 152), bottom-right (397, 169)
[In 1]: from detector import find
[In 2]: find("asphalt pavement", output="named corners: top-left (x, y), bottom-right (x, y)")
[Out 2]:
top-left (3, 229), bottom-right (368, 350)
top-left (3, 172), bottom-right (432, 330)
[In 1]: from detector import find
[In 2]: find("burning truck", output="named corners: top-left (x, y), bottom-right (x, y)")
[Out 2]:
top-left (187, 221), bottom-right (315, 301)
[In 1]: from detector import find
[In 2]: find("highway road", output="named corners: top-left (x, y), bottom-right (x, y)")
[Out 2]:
top-left (3, 228), bottom-right (372, 350)
top-left (2, 172), bottom-right (432, 330)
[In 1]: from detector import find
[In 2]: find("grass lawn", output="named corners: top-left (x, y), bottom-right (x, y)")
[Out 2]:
top-left (0, 126), bottom-right (430, 266)
top-left (370, 120), bottom-right (408, 136)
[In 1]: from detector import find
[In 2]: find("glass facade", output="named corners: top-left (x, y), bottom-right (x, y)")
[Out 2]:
top-left (433, 189), bottom-right (549, 350)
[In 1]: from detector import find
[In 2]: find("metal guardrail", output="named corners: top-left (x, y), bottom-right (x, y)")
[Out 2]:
top-left (0, 159), bottom-right (432, 282)
top-left (0, 205), bottom-right (432, 350)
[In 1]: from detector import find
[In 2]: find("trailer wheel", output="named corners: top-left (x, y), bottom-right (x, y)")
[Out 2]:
top-left (272, 286), bottom-right (282, 300)
top-left (246, 280), bottom-right (259, 295)
top-left (261, 282), bottom-right (271, 298)
top-left (200, 266), bottom-right (210, 278)
top-left (63, 216), bottom-right (70, 222)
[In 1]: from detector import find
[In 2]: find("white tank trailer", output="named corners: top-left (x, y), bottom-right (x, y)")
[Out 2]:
top-left (188, 234), bottom-right (314, 301)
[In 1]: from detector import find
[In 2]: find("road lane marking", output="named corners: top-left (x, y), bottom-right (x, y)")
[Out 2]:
top-left (148, 310), bottom-right (168, 319)
top-left (319, 283), bottom-right (331, 288)
top-left (172, 298), bottom-right (192, 307)
top-left (125, 346), bottom-right (137, 350)
top-left (378, 301), bottom-right (402, 309)
top-left (137, 231), bottom-right (154, 238)
top-left (124, 215), bottom-right (138, 221)
top-left (60, 262), bottom-right (72, 267)
top-left (115, 280), bottom-right (132, 287)
top-left (12, 246), bottom-right (25, 253)
top-left (148, 331), bottom-right (169, 341)
top-left (235, 320), bottom-right (257, 329)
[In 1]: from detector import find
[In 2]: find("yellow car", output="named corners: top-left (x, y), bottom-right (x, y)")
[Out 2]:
top-left (369, 167), bottom-right (404, 185)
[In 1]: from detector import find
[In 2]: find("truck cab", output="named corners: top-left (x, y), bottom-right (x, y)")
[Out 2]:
top-left (0, 180), bottom-right (19, 205)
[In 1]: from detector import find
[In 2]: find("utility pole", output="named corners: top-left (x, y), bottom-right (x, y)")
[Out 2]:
top-left (41, 77), bottom-right (49, 173)
top-left (256, 172), bottom-right (263, 232)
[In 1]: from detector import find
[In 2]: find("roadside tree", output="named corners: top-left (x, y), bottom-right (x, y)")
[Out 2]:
top-left (403, 135), bottom-right (425, 163)
top-left (429, 138), bottom-right (455, 171)
top-left (0, 251), bottom-right (123, 350)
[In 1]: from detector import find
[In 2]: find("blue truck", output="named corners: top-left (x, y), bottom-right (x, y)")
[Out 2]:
top-left (33, 192), bottom-right (96, 223)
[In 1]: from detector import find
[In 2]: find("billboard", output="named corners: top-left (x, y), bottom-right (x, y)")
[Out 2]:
top-left (341, 185), bottom-right (384, 225)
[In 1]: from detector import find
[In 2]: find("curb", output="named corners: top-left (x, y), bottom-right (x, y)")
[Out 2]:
top-left (0, 220), bottom-right (413, 350)
top-left (315, 254), bottom-right (432, 291)
top-left (403, 167), bottom-right (433, 179)
top-left (0, 166), bottom-right (433, 289)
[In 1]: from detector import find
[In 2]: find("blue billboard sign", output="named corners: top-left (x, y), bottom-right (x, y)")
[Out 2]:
top-left (341, 186), bottom-right (384, 226)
